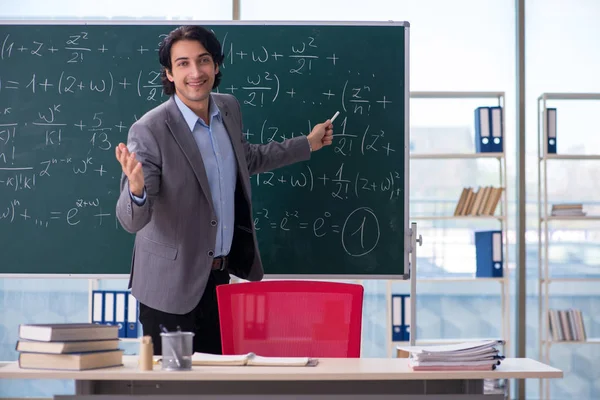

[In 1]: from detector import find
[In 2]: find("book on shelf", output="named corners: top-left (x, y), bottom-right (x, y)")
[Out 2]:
top-left (18, 349), bottom-right (123, 371)
top-left (453, 186), bottom-right (503, 216)
top-left (551, 203), bottom-right (586, 217)
top-left (397, 339), bottom-right (505, 371)
top-left (18, 323), bottom-right (119, 342)
top-left (16, 339), bottom-right (120, 354)
top-left (548, 309), bottom-right (587, 342)
top-left (186, 352), bottom-right (318, 367)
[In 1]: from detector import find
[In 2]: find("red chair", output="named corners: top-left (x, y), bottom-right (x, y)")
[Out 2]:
top-left (217, 280), bottom-right (364, 358)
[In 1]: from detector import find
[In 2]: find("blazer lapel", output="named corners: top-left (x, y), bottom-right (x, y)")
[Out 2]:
top-left (164, 97), bottom-right (214, 211)
top-left (213, 96), bottom-right (250, 197)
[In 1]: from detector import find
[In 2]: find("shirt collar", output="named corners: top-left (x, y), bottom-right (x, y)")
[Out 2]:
top-left (174, 94), bottom-right (222, 132)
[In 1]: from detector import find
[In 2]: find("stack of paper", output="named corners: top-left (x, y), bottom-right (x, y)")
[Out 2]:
top-left (397, 340), bottom-right (505, 371)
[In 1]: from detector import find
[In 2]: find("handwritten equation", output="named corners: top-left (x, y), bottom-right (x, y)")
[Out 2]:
top-left (254, 207), bottom-right (380, 257)
top-left (0, 103), bottom-right (399, 181)
top-left (0, 197), bottom-right (112, 228)
top-left (1, 29), bottom-right (393, 115)
top-left (0, 71), bottom-right (391, 116)
top-left (255, 163), bottom-right (401, 201)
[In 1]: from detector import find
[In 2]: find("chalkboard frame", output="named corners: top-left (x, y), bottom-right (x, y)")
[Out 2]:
top-left (0, 20), bottom-right (410, 279)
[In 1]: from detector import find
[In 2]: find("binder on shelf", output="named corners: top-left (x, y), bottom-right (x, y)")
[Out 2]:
top-left (489, 106), bottom-right (503, 152)
top-left (103, 291), bottom-right (115, 327)
top-left (115, 291), bottom-right (127, 338)
top-left (126, 293), bottom-right (139, 338)
top-left (546, 107), bottom-right (557, 154)
top-left (403, 295), bottom-right (411, 342)
top-left (474, 106), bottom-right (492, 153)
top-left (392, 294), bottom-right (411, 342)
top-left (91, 290), bottom-right (104, 324)
top-left (475, 230), bottom-right (503, 278)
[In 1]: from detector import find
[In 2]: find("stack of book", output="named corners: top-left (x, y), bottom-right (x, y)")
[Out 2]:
top-left (16, 323), bottom-right (123, 370)
top-left (551, 203), bottom-right (586, 217)
top-left (397, 340), bottom-right (505, 371)
top-left (548, 309), bottom-right (587, 342)
top-left (453, 186), bottom-right (503, 216)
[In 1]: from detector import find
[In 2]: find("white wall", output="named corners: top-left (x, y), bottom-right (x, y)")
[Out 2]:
top-left (0, 0), bottom-right (231, 19)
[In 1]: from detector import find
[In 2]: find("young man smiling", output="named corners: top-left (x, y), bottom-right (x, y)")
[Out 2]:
top-left (115, 25), bottom-right (334, 355)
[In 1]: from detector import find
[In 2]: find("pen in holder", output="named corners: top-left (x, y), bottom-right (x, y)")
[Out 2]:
top-left (159, 324), bottom-right (194, 371)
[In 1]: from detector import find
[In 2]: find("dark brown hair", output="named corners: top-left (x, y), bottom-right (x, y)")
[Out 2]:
top-left (159, 25), bottom-right (224, 96)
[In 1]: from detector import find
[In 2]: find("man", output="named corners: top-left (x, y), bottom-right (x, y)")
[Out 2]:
top-left (115, 25), bottom-right (333, 355)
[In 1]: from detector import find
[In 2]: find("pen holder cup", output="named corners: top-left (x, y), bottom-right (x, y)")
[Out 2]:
top-left (160, 331), bottom-right (195, 370)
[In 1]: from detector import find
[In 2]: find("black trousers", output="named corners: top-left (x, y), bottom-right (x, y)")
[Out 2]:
top-left (138, 269), bottom-right (230, 356)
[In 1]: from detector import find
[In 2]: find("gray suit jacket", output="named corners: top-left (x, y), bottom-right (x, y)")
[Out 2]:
top-left (116, 93), bottom-right (310, 314)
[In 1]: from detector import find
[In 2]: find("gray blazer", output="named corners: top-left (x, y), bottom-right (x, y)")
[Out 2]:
top-left (116, 93), bottom-right (310, 314)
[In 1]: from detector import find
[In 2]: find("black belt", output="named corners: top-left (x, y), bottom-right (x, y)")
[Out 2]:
top-left (211, 256), bottom-right (228, 271)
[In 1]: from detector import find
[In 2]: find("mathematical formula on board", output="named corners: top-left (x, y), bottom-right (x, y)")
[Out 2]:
top-left (1, 30), bottom-right (393, 112)
top-left (0, 26), bottom-right (405, 259)
top-left (0, 196), bottom-right (381, 256)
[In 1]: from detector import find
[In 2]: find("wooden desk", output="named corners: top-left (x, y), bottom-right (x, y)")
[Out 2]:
top-left (0, 357), bottom-right (562, 399)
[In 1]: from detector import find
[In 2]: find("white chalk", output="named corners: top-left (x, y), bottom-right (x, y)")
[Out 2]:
top-left (330, 111), bottom-right (340, 122)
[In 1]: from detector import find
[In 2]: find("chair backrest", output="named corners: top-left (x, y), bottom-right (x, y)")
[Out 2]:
top-left (217, 280), bottom-right (364, 358)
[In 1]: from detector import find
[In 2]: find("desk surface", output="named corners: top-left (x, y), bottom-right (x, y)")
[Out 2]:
top-left (0, 357), bottom-right (562, 381)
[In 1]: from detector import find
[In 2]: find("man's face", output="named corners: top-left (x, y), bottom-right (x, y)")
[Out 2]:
top-left (166, 39), bottom-right (219, 109)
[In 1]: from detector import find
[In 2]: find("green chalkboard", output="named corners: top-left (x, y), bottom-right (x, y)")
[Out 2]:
top-left (0, 21), bottom-right (409, 277)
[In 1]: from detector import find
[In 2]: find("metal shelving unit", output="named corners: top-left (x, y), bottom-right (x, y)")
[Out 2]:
top-left (394, 91), bottom-right (510, 358)
top-left (537, 92), bottom-right (600, 400)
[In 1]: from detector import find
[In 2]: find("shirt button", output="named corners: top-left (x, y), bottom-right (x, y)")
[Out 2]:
top-left (211, 220), bottom-right (217, 226)
top-left (208, 250), bottom-right (214, 257)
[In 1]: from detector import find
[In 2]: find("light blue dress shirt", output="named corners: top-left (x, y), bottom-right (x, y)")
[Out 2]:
top-left (130, 94), bottom-right (237, 257)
